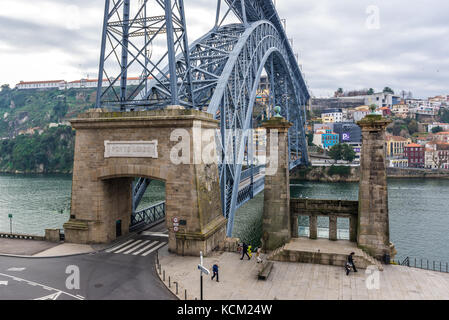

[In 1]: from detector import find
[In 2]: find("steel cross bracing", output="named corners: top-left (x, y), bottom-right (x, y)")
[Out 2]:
top-left (96, 0), bottom-right (310, 236)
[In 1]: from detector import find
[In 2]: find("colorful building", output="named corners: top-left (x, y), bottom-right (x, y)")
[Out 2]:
top-left (404, 143), bottom-right (425, 168)
top-left (386, 136), bottom-right (412, 158)
top-left (312, 127), bottom-right (339, 150)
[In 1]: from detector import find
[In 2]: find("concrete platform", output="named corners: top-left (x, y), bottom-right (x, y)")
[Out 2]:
top-left (0, 238), bottom-right (95, 257)
top-left (0, 238), bottom-right (59, 256)
top-left (269, 238), bottom-right (382, 270)
top-left (157, 248), bottom-right (449, 300)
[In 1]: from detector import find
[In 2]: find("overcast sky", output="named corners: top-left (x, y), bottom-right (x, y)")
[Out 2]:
top-left (0, 0), bottom-right (448, 98)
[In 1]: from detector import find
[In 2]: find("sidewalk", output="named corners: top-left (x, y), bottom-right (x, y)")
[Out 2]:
top-left (0, 238), bottom-right (95, 257)
top-left (157, 249), bottom-right (449, 300)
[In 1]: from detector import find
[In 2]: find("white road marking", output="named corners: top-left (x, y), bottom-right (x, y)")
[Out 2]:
top-left (105, 239), bottom-right (135, 253)
top-left (132, 241), bottom-right (159, 256)
top-left (141, 242), bottom-right (167, 257)
top-left (141, 231), bottom-right (169, 238)
top-left (114, 240), bottom-right (143, 253)
top-left (0, 272), bottom-right (84, 300)
top-left (34, 292), bottom-right (62, 300)
top-left (0, 281), bottom-right (8, 286)
top-left (123, 240), bottom-right (151, 254)
top-left (7, 267), bottom-right (26, 272)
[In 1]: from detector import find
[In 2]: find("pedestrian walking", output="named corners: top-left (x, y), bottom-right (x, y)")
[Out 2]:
top-left (346, 252), bottom-right (357, 275)
top-left (256, 247), bottom-right (262, 263)
top-left (240, 242), bottom-right (251, 260)
top-left (211, 264), bottom-right (219, 282)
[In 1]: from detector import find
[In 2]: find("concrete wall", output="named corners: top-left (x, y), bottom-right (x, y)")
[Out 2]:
top-left (291, 166), bottom-right (449, 182)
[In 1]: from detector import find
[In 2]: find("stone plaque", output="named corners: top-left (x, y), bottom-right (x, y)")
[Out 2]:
top-left (104, 140), bottom-right (158, 158)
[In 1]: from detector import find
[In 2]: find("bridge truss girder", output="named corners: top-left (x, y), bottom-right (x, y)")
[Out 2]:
top-left (96, 0), bottom-right (310, 237)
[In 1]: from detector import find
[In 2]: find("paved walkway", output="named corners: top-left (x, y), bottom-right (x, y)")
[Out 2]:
top-left (0, 238), bottom-right (58, 256)
top-left (158, 249), bottom-right (449, 300)
top-left (0, 238), bottom-right (97, 257)
top-left (32, 243), bottom-right (95, 257)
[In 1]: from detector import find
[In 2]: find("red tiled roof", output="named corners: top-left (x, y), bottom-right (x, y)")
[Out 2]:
top-left (405, 143), bottom-right (423, 148)
top-left (18, 80), bottom-right (65, 85)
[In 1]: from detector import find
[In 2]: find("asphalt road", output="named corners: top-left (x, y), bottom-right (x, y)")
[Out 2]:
top-left (0, 224), bottom-right (175, 300)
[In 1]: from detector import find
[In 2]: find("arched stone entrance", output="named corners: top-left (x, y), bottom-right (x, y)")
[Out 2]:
top-left (64, 107), bottom-right (227, 256)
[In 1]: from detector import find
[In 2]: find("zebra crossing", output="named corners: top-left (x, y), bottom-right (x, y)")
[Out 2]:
top-left (105, 232), bottom-right (168, 257)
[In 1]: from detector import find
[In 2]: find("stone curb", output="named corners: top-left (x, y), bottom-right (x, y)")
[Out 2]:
top-left (155, 258), bottom-right (185, 301)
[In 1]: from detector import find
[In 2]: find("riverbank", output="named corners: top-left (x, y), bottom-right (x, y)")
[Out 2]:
top-left (291, 166), bottom-right (449, 182)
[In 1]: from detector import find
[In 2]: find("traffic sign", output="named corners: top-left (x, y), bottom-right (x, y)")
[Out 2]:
top-left (8, 214), bottom-right (12, 218)
top-left (173, 226), bottom-right (179, 232)
top-left (173, 217), bottom-right (179, 223)
top-left (197, 264), bottom-right (210, 275)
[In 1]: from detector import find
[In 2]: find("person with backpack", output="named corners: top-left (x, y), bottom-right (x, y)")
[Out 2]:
top-left (211, 263), bottom-right (219, 282)
top-left (346, 252), bottom-right (357, 275)
top-left (240, 242), bottom-right (251, 260)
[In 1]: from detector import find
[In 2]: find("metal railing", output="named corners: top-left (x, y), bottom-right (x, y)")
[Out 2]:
top-left (240, 165), bottom-right (264, 181)
top-left (392, 256), bottom-right (449, 274)
top-left (130, 201), bottom-right (165, 231)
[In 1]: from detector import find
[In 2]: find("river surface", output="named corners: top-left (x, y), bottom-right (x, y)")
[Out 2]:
top-left (0, 174), bottom-right (448, 263)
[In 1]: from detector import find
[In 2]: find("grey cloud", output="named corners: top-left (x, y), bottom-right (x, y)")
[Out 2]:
top-left (1, 0), bottom-right (448, 98)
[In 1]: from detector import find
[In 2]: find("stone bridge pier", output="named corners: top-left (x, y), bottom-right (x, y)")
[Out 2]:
top-left (64, 108), bottom-right (226, 256)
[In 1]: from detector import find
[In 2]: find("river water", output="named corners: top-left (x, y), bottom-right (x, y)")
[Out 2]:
top-left (0, 174), bottom-right (448, 263)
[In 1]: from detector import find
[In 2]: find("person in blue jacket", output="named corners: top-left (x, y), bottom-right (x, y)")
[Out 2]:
top-left (211, 263), bottom-right (219, 282)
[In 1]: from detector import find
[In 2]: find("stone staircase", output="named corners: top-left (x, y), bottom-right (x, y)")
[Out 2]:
top-left (265, 239), bottom-right (384, 271)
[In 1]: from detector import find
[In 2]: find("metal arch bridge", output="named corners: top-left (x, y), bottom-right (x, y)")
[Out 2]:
top-left (95, 0), bottom-right (310, 237)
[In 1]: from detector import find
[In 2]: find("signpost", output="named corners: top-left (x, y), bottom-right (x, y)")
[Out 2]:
top-left (197, 251), bottom-right (210, 300)
top-left (173, 217), bottom-right (179, 233)
top-left (8, 214), bottom-right (12, 234)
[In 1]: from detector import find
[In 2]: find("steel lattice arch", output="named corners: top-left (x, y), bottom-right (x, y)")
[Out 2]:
top-left (96, 0), bottom-right (310, 236)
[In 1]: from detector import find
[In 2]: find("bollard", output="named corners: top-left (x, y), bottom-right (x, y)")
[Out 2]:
top-left (163, 270), bottom-right (165, 281)
top-left (169, 276), bottom-right (171, 288)
top-left (175, 282), bottom-right (178, 295)
top-left (185, 289), bottom-right (187, 300)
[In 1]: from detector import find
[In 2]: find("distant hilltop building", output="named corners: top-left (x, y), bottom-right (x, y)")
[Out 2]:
top-left (15, 77), bottom-right (151, 90)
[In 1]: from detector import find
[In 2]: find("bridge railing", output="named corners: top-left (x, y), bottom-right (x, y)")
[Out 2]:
top-left (290, 198), bottom-right (359, 242)
top-left (130, 201), bottom-right (166, 231)
top-left (240, 165), bottom-right (264, 181)
top-left (393, 256), bottom-right (449, 274)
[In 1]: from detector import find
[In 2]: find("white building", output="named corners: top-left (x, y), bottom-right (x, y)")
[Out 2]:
top-left (16, 80), bottom-right (66, 90)
top-left (17, 77), bottom-right (151, 91)
top-left (428, 122), bottom-right (449, 133)
top-left (321, 108), bottom-right (343, 123)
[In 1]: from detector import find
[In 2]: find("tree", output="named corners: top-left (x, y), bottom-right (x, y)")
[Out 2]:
top-left (432, 126), bottom-right (443, 134)
top-left (408, 120), bottom-right (418, 135)
top-left (306, 132), bottom-right (314, 146)
top-left (328, 143), bottom-right (356, 163)
top-left (334, 88), bottom-right (344, 97)
top-left (328, 144), bottom-right (343, 163)
top-left (392, 124), bottom-right (402, 136)
top-left (1, 84), bottom-right (11, 92)
top-left (400, 90), bottom-right (407, 99)
top-left (383, 87), bottom-right (394, 94)
top-left (367, 88), bottom-right (375, 95)
top-left (341, 144), bottom-right (356, 162)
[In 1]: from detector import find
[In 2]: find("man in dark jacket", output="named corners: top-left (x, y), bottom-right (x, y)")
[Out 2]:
top-left (211, 264), bottom-right (219, 282)
top-left (346, 252), bottom-right (357, 275)
top-left (240, 242), bottom-right (251, 260)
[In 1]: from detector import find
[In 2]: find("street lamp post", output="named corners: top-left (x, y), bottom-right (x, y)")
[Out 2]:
top-left (8, 214), bottom-right (12, 234)
top-left (197, 251), bottom-right (210, 300)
